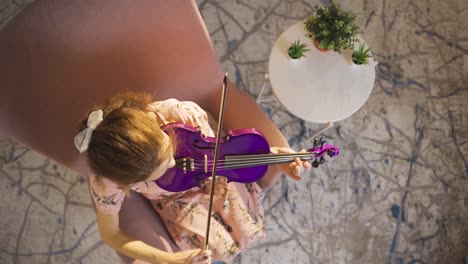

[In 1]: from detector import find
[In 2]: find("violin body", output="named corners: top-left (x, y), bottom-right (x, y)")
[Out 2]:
top-left (155, 123), bottom-right (340, 192)
top-left (155, 123), bottom-right (270, 192)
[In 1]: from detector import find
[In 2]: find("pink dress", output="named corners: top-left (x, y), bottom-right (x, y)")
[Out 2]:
top-left (89, 99), bottom-right (266, 261)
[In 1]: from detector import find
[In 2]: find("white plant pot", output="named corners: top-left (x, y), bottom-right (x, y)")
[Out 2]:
top-left (288, 57), bottom-right (301, 62)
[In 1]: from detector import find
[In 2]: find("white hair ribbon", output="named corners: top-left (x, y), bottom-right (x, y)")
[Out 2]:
top-left (74, 109), bottom-right (104, 153)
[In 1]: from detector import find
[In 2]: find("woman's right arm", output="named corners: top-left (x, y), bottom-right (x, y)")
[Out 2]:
top-left (96, 211), bottom-right (211, 264)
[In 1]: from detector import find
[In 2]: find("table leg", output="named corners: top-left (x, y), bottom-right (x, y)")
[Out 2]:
top-left (256, 73), bottom-right (276, 103)
top-left (309, 122), bottom-right (334, 139)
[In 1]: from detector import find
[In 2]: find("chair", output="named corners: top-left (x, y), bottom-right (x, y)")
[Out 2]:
top-left (0, 1), bottom-right (288, 263)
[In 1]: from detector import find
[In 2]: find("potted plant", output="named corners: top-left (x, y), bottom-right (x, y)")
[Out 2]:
top-left (352, 42), bottom-right (372, 65)
top-left (288, 40), bottom-right (309, 60)
top-left (304, 1), bottom-right (359, 53)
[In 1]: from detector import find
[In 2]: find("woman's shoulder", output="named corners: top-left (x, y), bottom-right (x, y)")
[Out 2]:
top-left (89, 175), bottom-right (127, 214)
top-left (147, 99), bottom-right (212, 132)
top-left (147, 98), bottom-right (182, 110)
top-left (147, 98), bottom-right (205, 114)
top-left (90, 175), bottom-right (159, 193)
top-left (90, 175), bottom-right (170, 196)
top-left (89, 175), bottom-right (170, 213)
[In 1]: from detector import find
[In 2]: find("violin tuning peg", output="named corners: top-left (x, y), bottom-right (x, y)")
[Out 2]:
top-left (319, 136), bottom-right (326, 147)
top-left (313, 137), bottom-right (319, 148)
top-left (312, 159), bottom-right (320, 168)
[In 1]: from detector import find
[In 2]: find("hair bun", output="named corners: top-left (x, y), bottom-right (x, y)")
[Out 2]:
top-left (78, 92), bottom-right (153, 132)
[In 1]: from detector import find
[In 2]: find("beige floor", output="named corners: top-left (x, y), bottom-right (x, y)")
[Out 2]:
top-left (1, 0), bottom-right (468, 263)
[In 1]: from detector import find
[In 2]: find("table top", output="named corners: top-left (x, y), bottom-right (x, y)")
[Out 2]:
top-left (268, 21), bottom-right (376, 123)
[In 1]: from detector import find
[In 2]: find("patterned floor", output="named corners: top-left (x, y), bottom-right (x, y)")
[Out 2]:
top-left (1, 0), bottom-right (467, 263)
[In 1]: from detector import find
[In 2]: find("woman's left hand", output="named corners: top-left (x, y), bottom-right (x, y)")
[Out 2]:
top-left (270, 147), bottom-right (312, 181)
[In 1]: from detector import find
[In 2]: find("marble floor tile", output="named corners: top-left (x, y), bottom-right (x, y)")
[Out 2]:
top-left (1, 0), bottom-right (467, 263)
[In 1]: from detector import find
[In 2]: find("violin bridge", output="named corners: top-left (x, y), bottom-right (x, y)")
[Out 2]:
top-left (204, 155), bottom-right (208, 173)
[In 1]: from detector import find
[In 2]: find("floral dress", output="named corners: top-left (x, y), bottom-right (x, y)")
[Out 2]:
top-left (89, 98), bottom-right (266, 261)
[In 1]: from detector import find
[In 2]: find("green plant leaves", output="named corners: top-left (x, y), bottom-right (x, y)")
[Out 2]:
top-left (288, 40), bottom-right (310, 59)
top-left (304, 0), bottom-right (359, 53)
top-left (352, 42), bottom-right (372, 65)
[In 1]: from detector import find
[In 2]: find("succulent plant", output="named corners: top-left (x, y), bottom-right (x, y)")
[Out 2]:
top-left (304, 1), bottom-right (359, 53)
top-left (288, 40), bottom-right (309, 59)
top-left (352, 42), bottom-right (372, 65)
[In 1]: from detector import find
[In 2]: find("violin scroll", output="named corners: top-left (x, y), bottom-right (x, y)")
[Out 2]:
top-left (309, 137), bottom-right (340, 168)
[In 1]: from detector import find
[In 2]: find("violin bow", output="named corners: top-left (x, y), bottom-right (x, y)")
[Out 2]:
top-left (202, 73), bottom-right (229, 251)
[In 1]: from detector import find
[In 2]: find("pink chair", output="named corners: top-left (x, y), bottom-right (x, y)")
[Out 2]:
top-left (0, 1), bottom-right (288, 263)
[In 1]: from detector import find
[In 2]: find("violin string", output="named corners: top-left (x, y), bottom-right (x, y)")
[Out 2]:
top-left (202, 155), bottom-right (311, 165)
top-left (175, 148), bottom-right (327, 164)
top-left (226, 152), bottom-right (317, 160)
top-left (176, 152), bottom-right (327, 171)
top-left (190, 152), bottom-right (317, 165)
top-left (175, 146), bottom-right (330, 162)
top-left (190, 158), bottom-right (306, 169)
top-left (192, 160), bottom-right (290, 169)
top-left (194, 160), bottom-right (291, 170)
top-left (191, 155), bottom-right (318, 170)
top-left (196, 152), bottom-right (318, 165)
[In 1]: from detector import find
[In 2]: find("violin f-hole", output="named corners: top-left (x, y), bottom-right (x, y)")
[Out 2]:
top-left (192, 139), bottom-right (216, 150)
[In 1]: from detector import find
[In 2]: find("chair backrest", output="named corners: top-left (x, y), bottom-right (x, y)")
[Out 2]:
top-left (0, 0), bottom-right (223, 177)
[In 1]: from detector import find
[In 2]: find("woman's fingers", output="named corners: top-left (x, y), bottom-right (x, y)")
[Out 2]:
top-left (298, 149), bottom-right (311, 172)
top-left (271, 147), bottom-right (313, 181)
top-left (192, 250), bottom-right (212, 264)
top-left (289, 161), bottom-right (302, 181)
top-left (297, 149), bottom-right (312, 172)
top-left (295, 157), bottom-right (302, 168)
top-left (270, 146), bottom-right (294, 154)
top-left (289, 156), bottom-right (312, 180)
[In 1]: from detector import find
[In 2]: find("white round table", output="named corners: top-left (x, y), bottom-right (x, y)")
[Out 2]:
top-left (268, 21), bottom-right (376, 124)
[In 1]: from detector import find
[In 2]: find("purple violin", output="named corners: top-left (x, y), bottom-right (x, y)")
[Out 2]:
top-left (155, 123), bottom-right (340, 192)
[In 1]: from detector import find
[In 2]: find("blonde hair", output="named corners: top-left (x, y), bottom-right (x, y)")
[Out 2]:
top-left (78, 92), bottom-right (167, 186)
